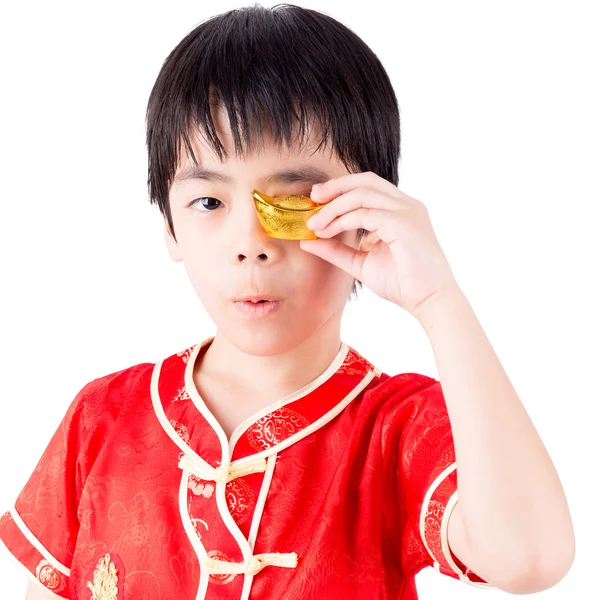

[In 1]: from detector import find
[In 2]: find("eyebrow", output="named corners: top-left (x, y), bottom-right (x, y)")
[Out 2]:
top-left (172, 165), bottom-right (332, 186)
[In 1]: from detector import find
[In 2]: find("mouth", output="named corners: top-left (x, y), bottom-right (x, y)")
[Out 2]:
top-left (233, 298), bottom-right (282, 318)
top-left (235, 295), bottom-right (281, 303)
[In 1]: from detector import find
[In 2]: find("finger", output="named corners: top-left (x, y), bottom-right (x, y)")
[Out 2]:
top-left (312, 207), bottom-right (397, 243)
top-left (299, 238), bottom-right (367, 281)
top-left (307, 188), bottom-right (404, 232)
top-left (311, 171), bottom-right (409, 204)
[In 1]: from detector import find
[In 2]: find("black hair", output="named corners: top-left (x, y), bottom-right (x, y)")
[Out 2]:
top-left (145, 3), bottom-right (400, 302)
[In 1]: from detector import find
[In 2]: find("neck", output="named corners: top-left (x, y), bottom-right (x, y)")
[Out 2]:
top-left (196, 315), bottom-right (344, 397)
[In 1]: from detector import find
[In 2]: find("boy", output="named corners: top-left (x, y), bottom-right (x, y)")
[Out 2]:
top-left (1, 4), bottom-right (574, 599)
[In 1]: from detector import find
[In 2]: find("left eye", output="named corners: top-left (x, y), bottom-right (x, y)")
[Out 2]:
top-left (190, 197), bottom-right (222, 211)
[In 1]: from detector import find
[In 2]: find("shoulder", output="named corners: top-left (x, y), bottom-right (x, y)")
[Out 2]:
top-left (363, 371), bottom-right (448, 441)
top-left (54, 359), bottom-right (158, 476)
top-left (366, 371), bottom-right (440, 406)
top-left (73, 359), bottom-right (156, 431)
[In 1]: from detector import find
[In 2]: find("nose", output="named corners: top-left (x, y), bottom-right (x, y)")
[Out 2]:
top-left (229, 201), bottom-right (284, 265)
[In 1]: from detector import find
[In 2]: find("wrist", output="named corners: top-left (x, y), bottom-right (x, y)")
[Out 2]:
top-left (413, 284), bottom-right (470, 330)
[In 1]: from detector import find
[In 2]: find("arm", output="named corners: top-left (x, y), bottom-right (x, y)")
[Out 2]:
top-left (415, 285), bottom-right (576, 593)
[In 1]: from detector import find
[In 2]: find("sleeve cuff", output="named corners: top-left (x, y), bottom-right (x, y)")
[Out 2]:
top-left (419, 463), bottom-right (496, 589)
top-left (0, 509), bottom-right (71, 598)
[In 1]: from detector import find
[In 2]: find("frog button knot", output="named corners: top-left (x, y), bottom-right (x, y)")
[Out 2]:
top-left (246, 557), bottom-right (263, 576)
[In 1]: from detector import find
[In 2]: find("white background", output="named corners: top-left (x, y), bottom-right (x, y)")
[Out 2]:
top-left (1, 1), bottom-right (598, 598)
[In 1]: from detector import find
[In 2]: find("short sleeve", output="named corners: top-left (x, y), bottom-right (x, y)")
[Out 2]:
top-left (0, 379), bottom-right (94, 598)
top-left (381, 376), bottom-right (496, 588)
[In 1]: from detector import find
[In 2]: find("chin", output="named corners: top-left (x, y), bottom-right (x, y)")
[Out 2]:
top-left (218, 305), bottom-right (325, 357)
top-left (228, 329), bottom-right (301, 357)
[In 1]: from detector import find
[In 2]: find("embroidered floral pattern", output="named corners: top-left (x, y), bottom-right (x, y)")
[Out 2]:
top-left (177, 346), bottom-right (195, 364)
top-left (225, 477), bottom-right (256, 525)
top-left (177, 337), bottom-right (213, 364)
top-left (339, 347), bottom-right (377, 376)
top-left (189, 474), bottom-right (215, 498)
top-left (405, 528), bottom-right (428, 566)
top-left (206, 550), bottom-right (236, 585)
top-left (403, 410), bottom-right (451, 474)
top-left (190, 515), bottom-right (209, 538)
top-left (87, 553), bottom-right (118, 600)
top-left (170, 419), bottom-right (190, 443)
top-left (246, 407), bottom-right (310, 452)
top-left (172, 385), bottom-right (191, 403)
top-left (35, 560), bottom-right (65, 593)
top-left (422, 499), bottom-right (445, 559)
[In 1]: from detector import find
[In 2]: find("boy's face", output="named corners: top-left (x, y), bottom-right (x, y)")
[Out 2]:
top-left (164, 106), bottom-right (361, 355)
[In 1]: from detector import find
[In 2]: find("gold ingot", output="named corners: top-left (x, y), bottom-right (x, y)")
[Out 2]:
top-left (252, 189), bottom-right (326, 240)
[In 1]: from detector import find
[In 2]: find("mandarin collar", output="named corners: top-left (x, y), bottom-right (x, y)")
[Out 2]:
top-left (151, 336), bottom-right (381, 468)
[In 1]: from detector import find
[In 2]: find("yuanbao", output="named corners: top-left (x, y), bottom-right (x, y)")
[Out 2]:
top-left (252, 189), bottom-right (326, 240)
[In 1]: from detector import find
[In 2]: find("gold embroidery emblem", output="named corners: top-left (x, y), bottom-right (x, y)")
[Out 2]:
top-left (87, 554), bottom-right (118, 600)
top-left (35, 560), bottom-right (64, 591)
top-left (246, 407), bottom-right (310, 452)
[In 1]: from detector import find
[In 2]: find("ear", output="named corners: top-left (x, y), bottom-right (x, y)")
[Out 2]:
top-left (359, 230), bottom-right (380, 252)
top-left (164, 220), bottom-right (183, 262)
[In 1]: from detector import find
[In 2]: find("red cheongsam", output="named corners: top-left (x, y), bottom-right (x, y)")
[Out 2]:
top-left (0, 335), bottom-right (496, 599)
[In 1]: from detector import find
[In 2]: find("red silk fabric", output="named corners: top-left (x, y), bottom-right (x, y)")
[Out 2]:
top-left (1, 337), bottom-right (491, 598)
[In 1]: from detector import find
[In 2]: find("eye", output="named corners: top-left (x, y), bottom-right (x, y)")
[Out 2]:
top-left (190, 197), bottom-right (223, 212)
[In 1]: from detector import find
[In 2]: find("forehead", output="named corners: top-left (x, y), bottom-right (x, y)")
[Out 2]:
top-left (175, 102), bottom-right (341, 176)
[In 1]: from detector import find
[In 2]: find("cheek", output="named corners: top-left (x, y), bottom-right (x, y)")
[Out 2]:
top-left (175, 213), bottom-right (220, 254)
top-left (299, 246), bottom-right (354, 298)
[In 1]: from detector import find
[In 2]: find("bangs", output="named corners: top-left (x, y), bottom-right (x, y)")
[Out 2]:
top-left (180, 87), bottom-right (342, 173)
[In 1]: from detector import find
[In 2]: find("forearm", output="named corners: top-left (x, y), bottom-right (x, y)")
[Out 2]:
top-left (414, 285), bottom-right (575, 575)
